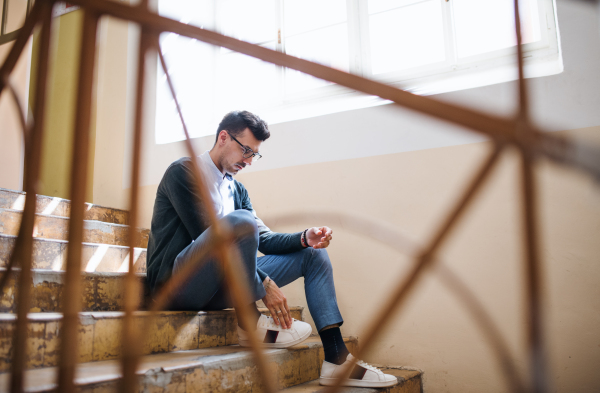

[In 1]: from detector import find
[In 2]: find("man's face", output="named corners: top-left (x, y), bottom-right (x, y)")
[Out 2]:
top-left (218, 128), bottom-right (262, 175)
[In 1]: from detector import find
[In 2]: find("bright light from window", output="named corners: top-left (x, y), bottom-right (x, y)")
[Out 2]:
top-left (155, 0), bottom-right (559, 145)
top-left (454, 0), bottom-right (541, 58)
top-left (368, 0), bottom-right (446, 75)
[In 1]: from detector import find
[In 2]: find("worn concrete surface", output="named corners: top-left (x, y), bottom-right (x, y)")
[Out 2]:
top-left (0, 269), bottom-right (146, 313)
top-left (0, 308), bottom-right (305, 371)
top-left (0, 235), bottom-right (147, 273)
top-left (0, 336), bottom-right (357, 392)
top-left (0, 188), bottom-right (129, 225)
top-left (0, 209), bottom-right (148, 248)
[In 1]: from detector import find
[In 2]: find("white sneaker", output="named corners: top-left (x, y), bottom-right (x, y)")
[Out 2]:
top-left (237, 315), bottom-right (312, 348)
top-left (320, 354), bottom-right (398, 388)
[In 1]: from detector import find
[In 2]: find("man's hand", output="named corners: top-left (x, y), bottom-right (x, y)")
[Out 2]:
top-left (306, 226), bottom-right (333, 249)
top-left (262, 278), bottom-right (292, 329)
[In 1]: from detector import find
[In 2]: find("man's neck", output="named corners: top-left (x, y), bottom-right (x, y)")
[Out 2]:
top-left (208, 148), bottom-right (224, 174)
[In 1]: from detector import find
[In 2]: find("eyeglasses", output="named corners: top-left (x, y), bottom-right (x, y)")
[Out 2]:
top-left (228, 132), bottom-right (262, 162)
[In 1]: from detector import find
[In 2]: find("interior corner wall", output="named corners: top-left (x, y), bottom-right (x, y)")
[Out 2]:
top-left (0, 37), bottom-right (30, 192)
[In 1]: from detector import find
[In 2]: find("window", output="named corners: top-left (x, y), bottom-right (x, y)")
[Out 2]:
top-left (156, 0), bottom-right (561, 144)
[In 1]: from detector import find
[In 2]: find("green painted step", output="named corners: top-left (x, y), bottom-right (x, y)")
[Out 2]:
top-left (0, 307), bottom-right (305, 372)
top-left (0, 234), bottom-right (147, 273)
top-left (0, 188), bottom-right (129, 225)
top-left (283, 368), bottom-right (423, 393)
top-left (0, 208), bottom-right (149, 248)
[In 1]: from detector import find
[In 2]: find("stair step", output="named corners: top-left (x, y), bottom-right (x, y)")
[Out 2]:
top-left (0, 269), bottom-right (146, 313)
top-left (283, 369), bottom-right (422, 393)
top-left (0, 188), bottom-right (129, 225)
top-left (0, 234), bottom-right (146, 273)
top-left (0, 336), bottom-right (355, 392)
top-left (0, 208), bottom-right (149, 248)
top-left (0, 307), bottom-right (305, 371)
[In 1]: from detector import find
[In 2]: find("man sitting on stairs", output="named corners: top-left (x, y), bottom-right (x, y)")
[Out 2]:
top-left (146, 110), bottom-right (397, 388)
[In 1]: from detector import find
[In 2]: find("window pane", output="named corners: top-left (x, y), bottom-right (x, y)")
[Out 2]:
top-left (215, 44), bottom-right (279, 113)
top-left (159, 0), bottom-right (213, 29)
top-left (368, 0), bottom-right (445, 75)
top-left (156, 33), bottom-right (217, 143)
top-left (284, 24), bottom-right (349, 94)
top-left (454, 0), bottom-right (541, 59)
top-left (284, 0), bottom-right (346, 36)
top-left (217, 0), bottom-right (278, 44)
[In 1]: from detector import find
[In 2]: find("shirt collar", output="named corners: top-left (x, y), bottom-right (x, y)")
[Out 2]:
top-left (199, 151), bottom-right (233, 185)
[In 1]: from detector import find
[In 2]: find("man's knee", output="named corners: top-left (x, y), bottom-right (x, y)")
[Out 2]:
top-left (303, 247), bottom-right (333, 274)
top-left (226, 210), bottom-right (258, 241)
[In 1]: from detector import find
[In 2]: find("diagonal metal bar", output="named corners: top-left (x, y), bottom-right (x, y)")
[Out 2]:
top-left (519, 147), bottom-right (548, 393)
top-left (57, 8), bottom-right (100, 393)
top-left (156, 44), bottom-right (278, 393)
top-left (322, 144), bottom-right (504, 393)
top-left (514, 1), bottom-right (549, 391)
top-left (118, 22), bottom-right (154, 393)
top-left (9, 2), bottom-right (52, 392)
top-left (54, 0), bottom-right (600, 180)
top-left (514, 0), bottom-right (529, 120)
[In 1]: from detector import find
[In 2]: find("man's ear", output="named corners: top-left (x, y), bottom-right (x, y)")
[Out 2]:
top-left (218, 130), bottom-right (228, 146)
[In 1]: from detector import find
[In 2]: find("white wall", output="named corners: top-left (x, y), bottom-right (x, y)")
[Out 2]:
top-left (0, 39), bottom-right (30, 191)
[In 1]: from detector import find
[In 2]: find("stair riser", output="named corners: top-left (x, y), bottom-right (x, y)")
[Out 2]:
top-left (0, 309), bottom-right (304, 372)
top-left (18, 338), bottom-right (358, 392)
top-left (0, 188), bottom-right (130, 225)
top-left (0, 209), bottom-right (149, 248)
top-left (0, 236), bottom-right (146, 273)
top-left (0, 271), bottom-right (145, 313)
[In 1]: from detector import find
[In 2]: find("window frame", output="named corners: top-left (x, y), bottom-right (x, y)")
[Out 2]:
top-left (155, 0), bottom-right (562, 143)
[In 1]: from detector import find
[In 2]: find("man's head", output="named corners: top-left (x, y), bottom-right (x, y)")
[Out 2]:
top-left (210, 111), bottom-right (270, 175)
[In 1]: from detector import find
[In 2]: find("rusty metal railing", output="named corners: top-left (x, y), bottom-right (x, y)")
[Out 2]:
top-left (0, 0), bottom-right (599, 392)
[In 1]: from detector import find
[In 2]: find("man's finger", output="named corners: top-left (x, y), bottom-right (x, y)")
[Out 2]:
top-left (271, 308), bottom-right (280, 325)
top-left (277, 308), bottom-right (287, 328)
top-left (284, 300), bottom-right (292, 326)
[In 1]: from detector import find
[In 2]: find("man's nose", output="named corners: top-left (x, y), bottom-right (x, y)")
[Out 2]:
top-left (242, 156), bottom-right (253, 166)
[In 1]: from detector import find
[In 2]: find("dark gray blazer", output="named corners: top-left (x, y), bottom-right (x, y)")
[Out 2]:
top-left (146, 157), bottom-right (304, 294)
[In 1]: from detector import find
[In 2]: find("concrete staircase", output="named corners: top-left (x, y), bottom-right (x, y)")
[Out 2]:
top-left (0, 187), bottom-right (422, 392)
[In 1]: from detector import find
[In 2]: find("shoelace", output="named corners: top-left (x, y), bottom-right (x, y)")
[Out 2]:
top-left (265, 316), bottom-right (296, 329)
top-left (355, 359), bottom-right (383, 375)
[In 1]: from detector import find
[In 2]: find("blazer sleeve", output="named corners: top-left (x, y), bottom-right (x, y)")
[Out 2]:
top-left (163, 159), bottom-right (210, 239)
top-left (235, 182), bottom-right (305, 256)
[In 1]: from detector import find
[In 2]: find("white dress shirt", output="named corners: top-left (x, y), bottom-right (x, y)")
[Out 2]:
top-left (198, 150), bottom-right (235, 219)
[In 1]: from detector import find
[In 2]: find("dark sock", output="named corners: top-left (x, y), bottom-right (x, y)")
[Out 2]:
top-left (319, 326), bottom-right (350, 365)
top-left (236, 302), bottom-right (261, 331)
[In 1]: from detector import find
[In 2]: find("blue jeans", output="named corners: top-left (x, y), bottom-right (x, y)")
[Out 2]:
top-left (170, 210), bottom-right (343, 332)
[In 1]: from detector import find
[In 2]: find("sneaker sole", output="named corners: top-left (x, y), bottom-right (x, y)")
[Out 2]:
top-left (239, 327), bottom-right (312, 349)
top-left (319, 376), bottom-right (398, 388)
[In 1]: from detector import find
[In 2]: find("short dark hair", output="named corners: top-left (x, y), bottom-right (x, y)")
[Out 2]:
top-left (215, 110), bottom-right (270, 145)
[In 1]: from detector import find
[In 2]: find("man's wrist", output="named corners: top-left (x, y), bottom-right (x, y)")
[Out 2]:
top-left (301, 229), bottom-right (309, 248)
top-left (263, 276), bottom-right (271, 289)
